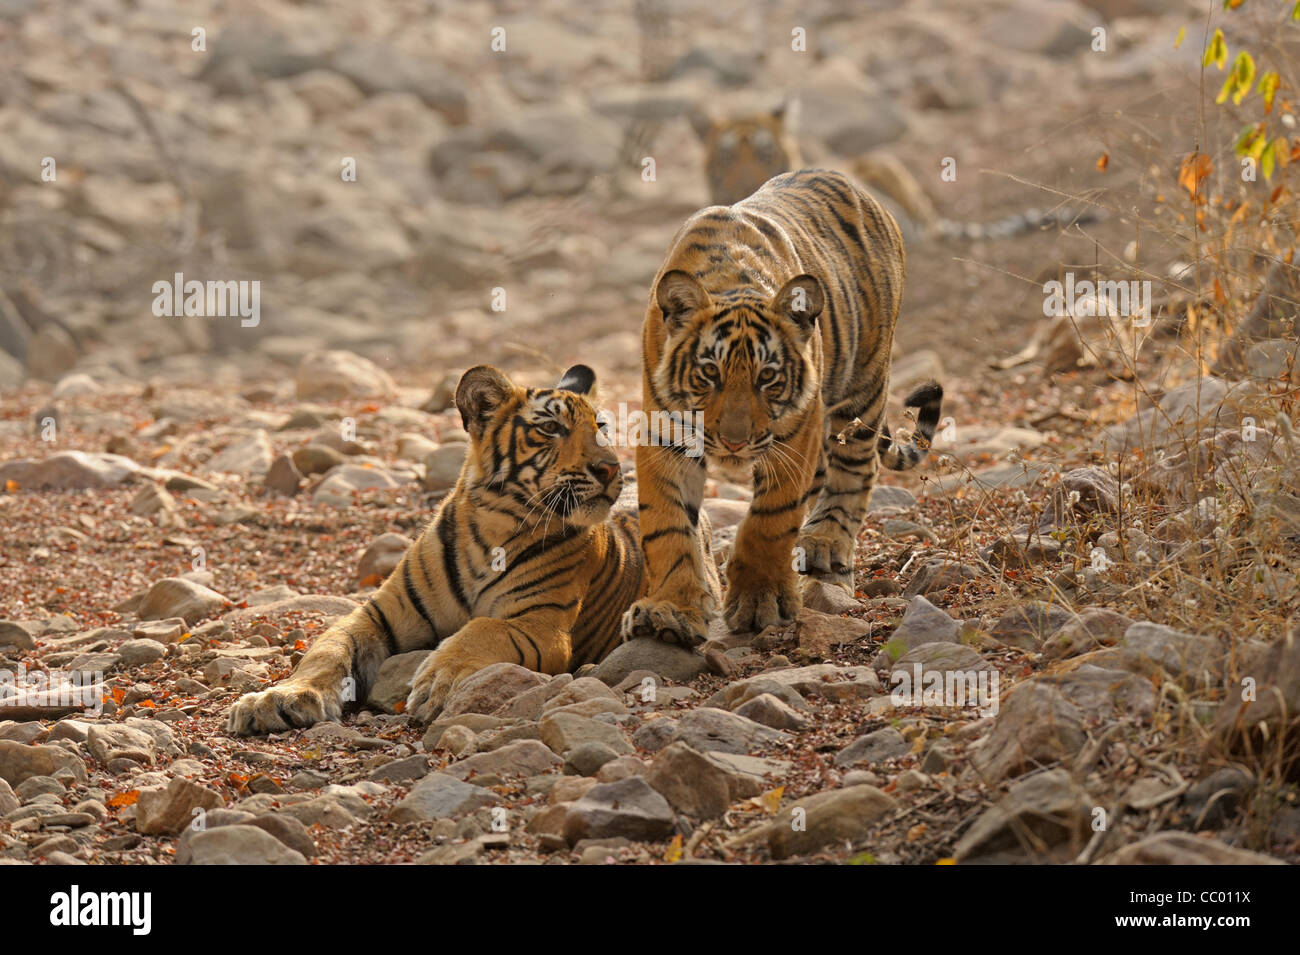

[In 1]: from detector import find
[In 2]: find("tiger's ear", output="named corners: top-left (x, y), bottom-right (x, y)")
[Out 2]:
top-left (772, 95), bottom-right (799, 134)
top-left (656, 270), bottom-right (711, 330)
top-left (688, 106), bottom-right (716, 142)
top-left (456, 365), bottom-right (515, 436)
top-left (771, 274), bottom-right (824, 334)
top-left (556, 364), bottom-right (595, 395)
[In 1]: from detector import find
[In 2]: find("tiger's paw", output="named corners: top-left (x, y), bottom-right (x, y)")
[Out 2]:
top-left (621, 598), bottom-right (709, 648)
top-left (225, 683), bottom-right (341, 736)
top-left (723, 570), bottom-right (801, 633)
top-left (797, 527), bottom-right (856, 576)
top-left (405, 649), bottom-right (479, 723)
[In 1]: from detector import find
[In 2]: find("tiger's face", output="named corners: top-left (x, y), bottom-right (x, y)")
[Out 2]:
top-left (693, 102), bottom-right (800, 206)
top-left (651, 270), bottom-right (825, 482)
top-left (457, 364), bottom-right (622, 529)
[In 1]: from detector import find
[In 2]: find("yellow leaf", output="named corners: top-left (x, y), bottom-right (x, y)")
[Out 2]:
top-left (936, 857), bottom-right (957, 865)
top-left (664, 834), bottom-right (683, 862)
top-left (1258, 71), bottom-right (1280, 112)
top-left (1202, 28), bottom-right (1227, 70)
top-left (1173, 26), bottom-right (1185, 49)
top-left (759, 786), bottom-right (785, 814)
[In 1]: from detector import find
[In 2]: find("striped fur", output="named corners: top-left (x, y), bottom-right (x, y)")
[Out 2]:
top-left (624, 169), bottom-right (942, 646)
top-left (227, 364), bottom-right (647, 734)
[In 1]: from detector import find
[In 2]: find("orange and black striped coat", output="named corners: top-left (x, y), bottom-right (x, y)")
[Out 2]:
top-left (623, 169), bottom-right (941, 647)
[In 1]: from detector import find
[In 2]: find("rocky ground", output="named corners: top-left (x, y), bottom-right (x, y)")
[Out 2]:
top-left (2, 0), bottom-right (1299, 864)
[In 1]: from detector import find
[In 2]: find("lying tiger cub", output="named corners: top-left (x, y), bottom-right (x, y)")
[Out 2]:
top-left (624, 168), bottom-right (942, 648)
top-left (227, 364), bottom-right (711, 734)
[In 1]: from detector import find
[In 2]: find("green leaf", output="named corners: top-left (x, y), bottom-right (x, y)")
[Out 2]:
top-left (1231, 51), bottom-right (1256, 104)
top-left (1261, 138), bottom-right (1276, 180)
top-left (1203, 28), bottom-right (1228, 69)
top-left (1258, 70), bottom-right (1280, 112)
top-left (1235, 123), bottom-right (1264, 156)
top-left (1293, 0), bottom-right (1300, 20)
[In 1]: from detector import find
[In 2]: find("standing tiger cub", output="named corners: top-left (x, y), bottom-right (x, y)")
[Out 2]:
top-left (227, 364), bottom-right (673, 734)
top-left (624, 168), bottom-right (942, 647)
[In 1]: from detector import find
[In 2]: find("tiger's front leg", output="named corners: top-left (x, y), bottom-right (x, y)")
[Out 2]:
top-left (406, 616), bottom-right (572, 722)
top-left (225, 601), bottom-right (393, 735)
top-left (725, 411), bottom-right (821, 632)
top-left (799, 411), bottom-right (883, 591)
top-left (622, 441), bottom-right (715, 648)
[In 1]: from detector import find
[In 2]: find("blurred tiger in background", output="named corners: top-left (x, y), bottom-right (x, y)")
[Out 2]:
top-left (227, 363), bottom-right (713, 733)
top-left (624, 168), bottom-right (942, 647)
top-left (691, 99), bottom-right (1095, 243)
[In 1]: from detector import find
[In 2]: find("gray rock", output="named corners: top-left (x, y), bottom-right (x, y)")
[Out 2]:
top-left (1102, 832), bottom-right (1285, 865)
top-left (312, 464), bottom-right (403, 507)
top-left (540, 712), bottom-right (632, 757)
top-left (1113, 621), bottom-right (1223, 690)
top-left (204, 430), bottom-right (273, 477)
top-left (644, 742), bottom-right (733, 819)
top-left (716, 665), bottom-right (878, 706)
top-left (135, 778), bottom-right (223, 835)
top-left (971, 682), bottom-right (1086, 784)
top-left (137, 577), bottom-right (230, 624)
top-left (118, 638), bottom-right (167, 667)
top-left (0, 620), bottom-right (37, 650)
top-left (989, 601), bottom-right (1076, 651)
top-left (0, 778), bottom-right (18, 815)
top-left (562, 777), bottom-right (676, 845)
top-left (0, 451), bottom-right (138, 490)
top-left (443, 740), bottom-right (563, 780)
top-left (292, 444), bottom-right (345, 476)
top-left (132, 617), bottom-right (188, 642)
top-left (903, 561), bottom-right (979, 598)
top-left (295, 350), bottom-right (396, 402)
top-left (182, 825), bottom-right (307, 865)
top-left (1042, 607), bottom-right (1133, 659)
top-left (263, 453), bottom-right (302, 496)
top-left (440, 663), bottom-right (549, 717)
top-left (890, 642), bottom-right (996, 689)
top-left (1039, 664), bottom-right (1156, 719)
top-left (887, 596), bottom-right (960, 654)
top-left (670, 707), bottom-right (787, 755)
top-left (356, 533), bottom-right (411, 586)
top-left (389, 772), bottom-right (499, 822)
top-left (87, 725), bottom-right (156, 765)
top-left (421, 445), bottom-right (464, 492)
top-left (365, 649), bottom-right (431, 713)
top-left (61, 649), bottom-right (121, 675)
top-left (0, 741), bottom-right (87, 786)
top-left (14, 775), bottom-right (63, 801)
top-left (868, 485), bottom-right (917, 511)
top-left (835, 727), bottom-right (910, 766)
top-left (563, 742), bottom-right (622, 777)
top-left (733, 693), bottom-right (808, 731)
top-left (954, 768), bottom-right (1092, 862)
top-left (367, 755), bottom-right (429, 784)
top-left (766, 785), bottom-right (897, 860)
top-left (593, 638), bottom-right (708, 685)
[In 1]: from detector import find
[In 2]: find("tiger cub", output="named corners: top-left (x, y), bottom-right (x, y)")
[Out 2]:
top-left (227, 364), bottom-right (665, 734)
top-left (623, 169), bottom-right (942, 647)
top-left (693, 102), bottom-right (1095, 241)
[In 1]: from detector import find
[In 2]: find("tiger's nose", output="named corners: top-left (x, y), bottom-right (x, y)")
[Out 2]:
top-left (589, 460), bottom-right (620, 485)
top-left (719, 436), bottom-right (747, 452)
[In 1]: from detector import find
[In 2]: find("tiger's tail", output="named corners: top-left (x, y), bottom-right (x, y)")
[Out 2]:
top-left (879, 382), bottom-right (943, 471)
top-left (936, 207), bottom-right (1101, 241)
